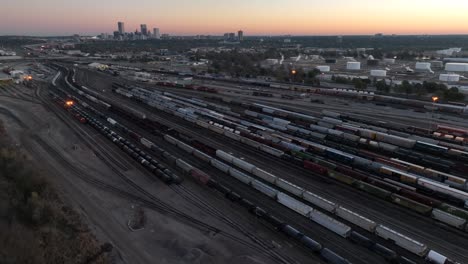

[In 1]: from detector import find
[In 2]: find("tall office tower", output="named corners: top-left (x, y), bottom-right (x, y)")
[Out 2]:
top-left (118, 21), bottom-right (125, 35)
top-left (153, 28), bottom-right (160, 39)
top-left (140, 24), bottom-right (148, 36)
top-left (238, 30), bottom-right (244, 41)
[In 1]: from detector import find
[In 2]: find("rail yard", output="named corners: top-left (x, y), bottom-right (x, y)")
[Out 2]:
top-left (1, 61), bottom-right (468, 264)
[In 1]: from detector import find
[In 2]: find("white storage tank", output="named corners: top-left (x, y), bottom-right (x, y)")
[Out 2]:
top-left (415, 62), bottom-right (431, 71)
top-left (316, 65), bottom-right (330, 72)
top-left (370, 70), bottom-right (387, 77)
top-left (445, 63), bottom-right (468, 72)
top-left (439, 74), bottom-right (460, 82)
top-left (346, 62), bottom-right (361, 70)
top-left (383, 58), bottom-right (395, 64)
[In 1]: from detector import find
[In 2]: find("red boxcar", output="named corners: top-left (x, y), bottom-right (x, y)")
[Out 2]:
top-left (303, 160), bottom-right (328, 175)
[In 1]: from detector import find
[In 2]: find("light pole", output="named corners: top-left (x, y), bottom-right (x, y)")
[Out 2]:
top-left (430, 96), bottom-right (439, 133)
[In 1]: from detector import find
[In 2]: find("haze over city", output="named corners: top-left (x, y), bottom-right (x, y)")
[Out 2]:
top-left (2, 0), bottom-right (468, 36)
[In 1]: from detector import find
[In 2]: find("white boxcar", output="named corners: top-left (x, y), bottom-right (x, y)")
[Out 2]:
top-left (335, 207), bottom-right (377, 232)
top-left (193, 149), bottom-right (212, 162)
top-left (140, 138), bottom-right (154, 149)
top-left (317, 121), bottom-right (335, 129)
top-left (229, 168), bottom-right (253, 185)
top-left (309, 209), bottom-right (352, 238)
top-left (241, 137), bottom-right (261, 148)
top-left (196, 120), bottom-right (209, 128)
top-left (216, 150), bottom-right (234, 163)
top-left (210, 159), bottom-right (230, 173)
top-left (431, 209), bottom-right (466, 229)
top-left (302, 191), bottom-right (336, 213)
top-left (224, 131), bottom-right (241, 141)
top-left (252, 167), bottom-right (277, 184)
top-left (251, 180), bottom-right (278, 199)
top-left (278, 192), bottom-right (313, 216)
top-left (322, 110), bottom-right (341, 118)
top-left (209, 125), bottom-right (225, 134)
top-left (417, 178), bottom-right (468, 201)
top-left (176, 159), bottom-right (193, 173)
top-left (375, 225), bottom-right (428, 256)
top-left (164, 135), bottom-right (177, 145)
top-left (260, 145), bottom-right (284, 157)
top-left (426, 250), bottom-right (448, 264)
top-left (310, 124), bottom-right (329, 134)
top-left (107, 118), bottom-right (117, 125)
top-left (233, 158), bottom-right (256, 173)
top-left (275, 178), bottom-right (304, 197)
top-left (177, 141), bottom-right (194, 154)
top-left (244, 110), bottom-right (258, 117)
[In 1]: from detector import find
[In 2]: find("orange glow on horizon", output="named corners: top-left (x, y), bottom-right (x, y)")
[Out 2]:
top-left (1, 0), bottom-right (468, 36)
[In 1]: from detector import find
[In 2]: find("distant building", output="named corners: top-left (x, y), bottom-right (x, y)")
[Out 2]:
top-left (161, 34), bottom-right (170, 39)
top-left (337, 35), bottom-right (343, 44)
top-left (153, 28), bottom-right (160, 39)
top-left (140, 24), bottom-right (148, 36)
top-left (229, 33), bottom-right (235, 40)
top-left (238, 30), bottom-right (244, 41)
top-left (118, 21), bottom-right (125, 35)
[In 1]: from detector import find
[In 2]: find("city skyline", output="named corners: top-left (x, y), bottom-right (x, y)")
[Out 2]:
top-left (1, 0), bottom-right (468, 36)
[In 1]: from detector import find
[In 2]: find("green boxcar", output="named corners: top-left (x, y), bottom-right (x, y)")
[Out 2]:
top-left (292, 150), bottom-right (314, 161)
top-left (328, 171), bottom-right (356, 185)
top-left (438, 203), bottom-right (468, 220)
top-left (353, 181), bottom-right (392, 200)
top-left (316, 158), bottom-right (337, 170)
top-left (391, 194), bottom-right (433, 215)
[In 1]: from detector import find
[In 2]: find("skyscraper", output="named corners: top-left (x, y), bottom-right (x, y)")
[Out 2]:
top-left (140, 24), bottom-right (148, 36)
top-left (153, 28), bottom-right (160, 39)
top-left (118, 22), bottom-right (125, 35)
top-left (238, 30), bottom-right (244, 41)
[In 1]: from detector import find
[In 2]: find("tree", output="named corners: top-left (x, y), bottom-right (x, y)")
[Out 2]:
top-left (375, 80), bottom-right (389, 93)
top-left (443, 87), bottom-right (465, 101)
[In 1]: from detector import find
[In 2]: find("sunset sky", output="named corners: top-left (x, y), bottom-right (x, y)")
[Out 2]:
top-left (1, 0), bottom-right (468, 36)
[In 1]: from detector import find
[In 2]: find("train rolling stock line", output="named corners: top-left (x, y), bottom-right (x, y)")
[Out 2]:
top-left (54, 67), bottom-right (392, 263)
top-left (95, 108), bottom-right (387, 263)
top-left (85, 77), bottom-right (468, 212)
top-left (46, 75), bottom-right (302, 264)
top-left (27, 135), bottom-right (275, 256)
top-left (238, 109), bottom-right (467, 178)
top-left (62, 66), bottom-right (468, 262)
top-left (100, 81), bottom-right (468, 262)
top-left (246, 97), bottom-right (468, 140)
top-left (94, 84), bottom-right (468, 262)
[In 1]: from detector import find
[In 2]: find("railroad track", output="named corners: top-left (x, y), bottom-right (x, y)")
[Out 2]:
top-left (108, 90), bottom-right (468, 262)
top-left (67, 66), bottom-right (468, 262)
top-left (29, 134), bottom-right (270, 253)
top-left (81, 89), bottom-right (404, 263)
top-left (43, 72), bottom-right (296, 264)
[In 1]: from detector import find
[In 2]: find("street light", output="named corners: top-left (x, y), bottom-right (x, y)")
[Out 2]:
top-left (291, 69), bottom-right (297, 84)
top-left (429, 96), bottom-right (439, 133)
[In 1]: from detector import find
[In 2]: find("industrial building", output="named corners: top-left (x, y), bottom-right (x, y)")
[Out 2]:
top-left (445, 63), bottom-right (468, 72)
